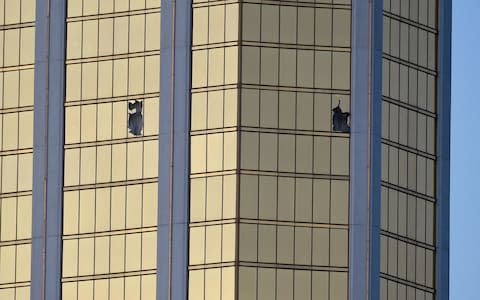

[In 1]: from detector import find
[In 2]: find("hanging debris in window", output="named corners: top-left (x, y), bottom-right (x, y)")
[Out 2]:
top-left (128, 100), bottom-right (143, 136)
top-left (332, 100), bottom-right (350, 133)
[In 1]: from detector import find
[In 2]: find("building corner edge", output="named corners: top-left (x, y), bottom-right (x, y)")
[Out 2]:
top-left (349, 0), bottom-right (383, 299)
top-left (436, 0), bottom-right (452, 299)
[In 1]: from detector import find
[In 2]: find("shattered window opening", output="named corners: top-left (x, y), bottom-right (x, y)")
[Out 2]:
top-left (128, 100), bottom-right (144, 136)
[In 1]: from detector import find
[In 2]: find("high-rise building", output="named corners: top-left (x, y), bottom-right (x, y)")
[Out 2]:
top-left (0, 0), bottom-right (450, 300)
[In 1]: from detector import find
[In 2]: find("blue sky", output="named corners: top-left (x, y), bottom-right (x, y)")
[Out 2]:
top-left (450, 0), bottom-right (480, 298)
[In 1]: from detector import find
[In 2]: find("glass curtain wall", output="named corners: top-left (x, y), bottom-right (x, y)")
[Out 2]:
top-left (189, 0), bottom-right (239, 299)
top-left (238, 1), bottom-right (351, 299)
top-left (0, 0), bottom-right (35, 299)
top-left (380, 0), bottom-right (437, 299)
top-left (61, 1), bottom-right (161, 299)
top-left (190, 0), bottom-right (351, 299)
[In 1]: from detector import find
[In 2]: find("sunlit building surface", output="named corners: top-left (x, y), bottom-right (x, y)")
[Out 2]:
top-left (0, 0), bottom-right (36, 299)
top-left (0, 0), bottom-right (450, 300)
top-left (61, 1), bottom-right (160, 299)
top-left (189, 0), bottom-right (352, 299)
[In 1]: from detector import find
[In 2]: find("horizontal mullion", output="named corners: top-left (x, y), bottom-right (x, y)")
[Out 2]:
top-left (383, 11), bottom-right (438, 34)
top-left (61, 269), bottom-right (157, 283)
top-left (381, 139), bottom-right (436, 161)
top-left (66, 51), bottom-right (160, 65)
top-left (380, 273), bottom-right (435, 294)
top-left (63, 178), bottom-right (158, 192)
top-left (66, 8), bottom-right (161, 23)
top-left (380, 181), bottom-right (436, 203)
top-left (62, 227), bottom-right (157, 240)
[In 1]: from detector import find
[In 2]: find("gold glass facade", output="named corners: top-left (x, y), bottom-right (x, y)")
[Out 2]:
top-left (190, 0), bottom-right (351, 299)
top-left (0, 0), bottom-right (35, 299)
top-left (62, 0), bottom-right (160, 299)
top-left (189, 0), bottom-right (239, 299)
top-left (381, 0), bottom-right (437, 299)
top-left (0, 0), bottom-right (449, 298)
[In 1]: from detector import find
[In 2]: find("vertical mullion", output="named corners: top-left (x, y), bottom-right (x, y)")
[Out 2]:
top-left (234, 1), bottom-right (243, 299)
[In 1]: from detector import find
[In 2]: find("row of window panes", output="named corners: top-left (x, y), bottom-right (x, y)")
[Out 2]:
top-left (189, 225), bottom-right (348, 267)
top-left (0, 110), bottom-right (33, 150)
top-left (62, 232), bottom-right (156, 277)
top-left (190, 175), bottom-right (236, 222)
top-left (241, 47), bottom-right (350, 90)
top-left (191, 175), bottom-right (348, 224)
top-left (0, 286), bottom-right (29, 300)
top-left (64, 140), bottom-right (158, 186)
top-left (382, 59), bottom-right (436, 113)
top-left (193, 0), bottom-right (351, 4)
top-left (380, 235), bottom-right (434, 288)
top-left (381, 187), bottom-right (434, 245)
top-left (191, 47), bottom-right (238, 89)
top-left (380, 277), bottom-right (433, 300)
top-left (192, 4), bottom-right (238, 46)
top-left (242, 4), bottom-right (350, 47)
top-left (67, 13), bottom-right (160, 59)
top-left (381, 101), bottom-right (436, 154)
top-left (189, 224), bottom-right (348, 266)
top-left (0, 243), bottom-right (31, 284)
top-left (62, 274), bottom-right (156, 300)
top-left (240, 224), bottom-right (348, 266)
top-left (189, 223), bottom-right (235, 265)
top-left (66, 56), bottom-right (160, 101)
top-left (239, 175), bottom-right (348, 224)
top-left (0, 69), bottom-right (34, 109)
top-left (189, 267), bottom-right (348, 300)
top-left (190, 132), bottom-right (237, 174)
top-left (188, 267), bottom-right (234, 300)
top-left (192, 90), bottom-right (352, 133)
top-left (241, 90), bottom-right (350, 132)
top-left (383, 0), bottom-right (436, 28)
top-left (236, 267), bottom-right (347, 300)
top-left (0, 153), bottom-right (32, 193)
top-left (0, 0), bottom-right (35, 25)
top-left (0, 27), bottom-right (35, 67)
top-left (63, 183), bottom-right (157, 235)
top-left (240, 133), bottom-right (349, 176)
top-left (67, 0), bottom-right (160, 17)
top-left (0, 196), bottom-right (31, 241)
top-left (383, 16), bottom-right (436, 70)
top-left (191, 89), bottom-right (237, 131)
top-left (65, 99), bottom-right (159, 144)
top-left (381, 143), bottom-right (435, 197)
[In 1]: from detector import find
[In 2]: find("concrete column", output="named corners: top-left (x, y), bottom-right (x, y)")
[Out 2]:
top-left (30, 1), bottom-right (67, 300)
top-left (158, 1), bottom-right (192, 299)
top-left (349, 0), bottom-right (383, 299)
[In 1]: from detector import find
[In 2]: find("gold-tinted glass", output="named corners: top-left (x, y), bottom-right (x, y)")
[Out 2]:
top-left (238, 0), bottom-right (351, 297)
top-left (381, 0), bottom-right (437, 298)
top-left (0, 0), bottom-right (35, 298)
top-left (190, 0), bottom-right (351, 298)
top-left (62, 0), bottom-right (160, 298)
top-left (190, 0), bottom-right (240, 298)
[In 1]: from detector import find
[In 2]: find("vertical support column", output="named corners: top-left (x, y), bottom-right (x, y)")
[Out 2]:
top-left (436, 0), bottom-right (452, 299)
top-left (158, 1), bottom-right (192, 299)
top-left (349, 0), bottom-right (382, 299)
top-left (30, 1), bottom-right (66, 300)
